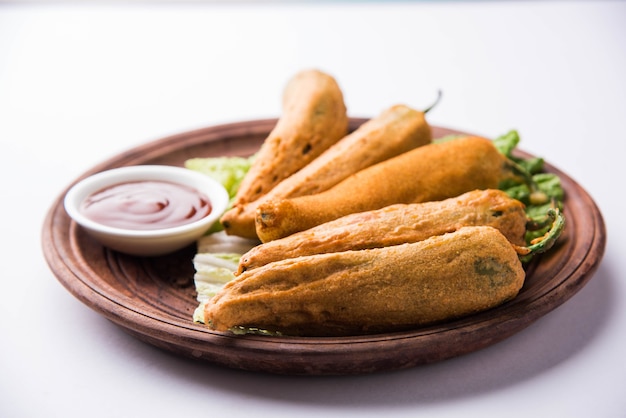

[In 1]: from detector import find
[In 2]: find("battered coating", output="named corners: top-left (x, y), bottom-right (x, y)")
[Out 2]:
top-left (221, 69), bottom-right (348, 237)
top-left (237, 189), bottom-right (527, 274)
top-left (205, 226), bottom-right (526, 337)
top-left (219, 104), bottom-right (431, 239)
top-left (256, 136), bottom-right (508, 242)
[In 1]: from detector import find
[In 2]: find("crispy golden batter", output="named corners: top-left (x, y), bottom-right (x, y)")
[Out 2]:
top-left (256, 136), bottom-right (508, 242)
top-left (219, 104), bottom-right (431, 239)
top-left (221, 69), bottom-right (348, 237)
top-left (237, 189), bottom-right (526, 274)
top-left (205, 226), bottom-right (525, 337)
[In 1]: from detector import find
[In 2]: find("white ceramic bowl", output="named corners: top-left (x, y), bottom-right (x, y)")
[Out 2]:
top-left (64, 165), bottom-right (229, 256)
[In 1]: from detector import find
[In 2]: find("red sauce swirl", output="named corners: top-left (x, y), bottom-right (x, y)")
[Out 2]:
top-left (80, 180), bottom-right (212, 230)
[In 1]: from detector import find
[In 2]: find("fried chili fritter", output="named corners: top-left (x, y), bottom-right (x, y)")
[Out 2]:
top-left (238, 189), bottom-right (526, 274)
top-left (205, 226), bottom-right (525, 337)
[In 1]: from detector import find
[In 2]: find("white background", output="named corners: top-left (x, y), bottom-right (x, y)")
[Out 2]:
top-left (1, 1), bottom-right (625, 417)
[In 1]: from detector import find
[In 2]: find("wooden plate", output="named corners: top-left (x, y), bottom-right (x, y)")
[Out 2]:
top-left (42, 119), bottom-right (607, 375)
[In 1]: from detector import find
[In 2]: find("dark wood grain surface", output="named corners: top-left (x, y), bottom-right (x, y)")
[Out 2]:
top-left (41, 119), bottom-right (607, 375)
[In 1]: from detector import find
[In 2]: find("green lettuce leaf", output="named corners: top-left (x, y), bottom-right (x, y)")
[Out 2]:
top-left (185, 155), bottom-right (255, 232)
